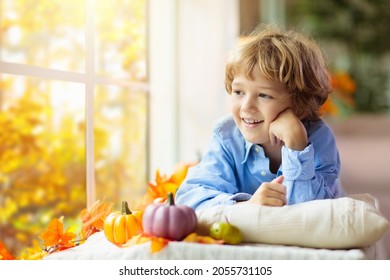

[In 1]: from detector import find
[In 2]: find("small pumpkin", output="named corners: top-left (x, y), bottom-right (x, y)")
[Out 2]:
top-left (142, 192), bottom-right (197, 240)
top-left (104, 201), bottom-right (143, 245)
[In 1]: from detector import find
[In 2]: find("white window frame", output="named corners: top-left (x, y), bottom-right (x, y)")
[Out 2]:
top-left (0, 0), bottom-right (149, 208)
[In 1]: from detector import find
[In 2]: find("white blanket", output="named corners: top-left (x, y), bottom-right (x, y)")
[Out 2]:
top-left (44, 231), bottom-right (376, 260)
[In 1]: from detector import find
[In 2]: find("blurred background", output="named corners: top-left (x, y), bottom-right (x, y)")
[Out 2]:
top-left (1, 0), bottom-right (389, 259)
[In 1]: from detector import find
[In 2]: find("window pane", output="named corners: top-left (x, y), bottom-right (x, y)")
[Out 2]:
top-left (0, 0), bottom-right (86, 72)
top-left (0, 74), bottom-right (86, 256)
top-left (94, 86), bottom-right (148, 209)
top-left (95, 0), bottom-right (146, 81)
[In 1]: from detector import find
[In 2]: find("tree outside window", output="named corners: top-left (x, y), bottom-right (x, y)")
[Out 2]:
top-left (0, 0), bottom-right (147, 257)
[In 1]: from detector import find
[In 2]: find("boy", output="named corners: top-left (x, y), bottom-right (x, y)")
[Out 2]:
top-left (176, 24), bottom-right (345, 210)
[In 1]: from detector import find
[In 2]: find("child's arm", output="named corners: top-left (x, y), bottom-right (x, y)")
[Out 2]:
top-left (273, 115), bottom-right (341, 204)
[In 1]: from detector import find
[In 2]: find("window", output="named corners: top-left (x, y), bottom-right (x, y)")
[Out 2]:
top-left (0, 0), bottom-right (147, 257)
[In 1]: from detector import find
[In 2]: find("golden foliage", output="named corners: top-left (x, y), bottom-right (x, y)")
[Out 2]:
top-left (1, 0), bottom-right (147, 259)
top-left (80, 200), bottom-right (114, 240)
top-left (0, 161), bottom-right (237, 259)
top-left (138, 162), bottom-right (196, 210)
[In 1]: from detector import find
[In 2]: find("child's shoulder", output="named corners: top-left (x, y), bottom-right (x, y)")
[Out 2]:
top-left (305, 118), bottom-right (335, 138)
top-left (213, 114), bottom-right (243, 140)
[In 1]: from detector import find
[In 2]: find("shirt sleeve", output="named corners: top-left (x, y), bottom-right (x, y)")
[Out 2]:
top-left (282, 122), bottom-right (341, 204)
top-left (175, 129), bottom-right (244, 210)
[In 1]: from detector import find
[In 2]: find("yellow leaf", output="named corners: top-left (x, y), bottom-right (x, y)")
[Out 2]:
top-left (20, 240), bottom-right (47, 260)
top-left (169, 162), bottom-right (196, 185)
top-left (121, 234), bottom-right (150, 248)
top-left (183, 233), bottom-right (224, 245)
top-left (80, 199), bottom-right (113, 239)
top-left (150, 236), bottom-right (169, 253)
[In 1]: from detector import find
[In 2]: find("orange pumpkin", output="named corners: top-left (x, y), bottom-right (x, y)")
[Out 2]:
top-left (104, 201), bottom-right (143, 245)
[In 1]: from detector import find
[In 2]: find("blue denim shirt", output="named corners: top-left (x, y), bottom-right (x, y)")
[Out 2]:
top-left (175, 114), bottom-right (344, 210)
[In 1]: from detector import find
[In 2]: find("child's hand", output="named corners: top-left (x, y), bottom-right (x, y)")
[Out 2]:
top-left (246, 175), bottom-right (287, 206)
top-left (268, 108), bottom-right (308, 151)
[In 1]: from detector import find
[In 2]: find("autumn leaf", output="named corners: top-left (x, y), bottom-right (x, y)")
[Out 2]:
top-left (150, 236), bottom-right (169, 253)
top-left (121, 233), bottom-right (169, 253)
top-left (0, 241), bottom-right (15, 260)
top-left (39, 217), bottom-right (76, 249)
top-left (19, 240), bottom-right (47, 260)
top-left (138, 162), bottom-right (196, 209)
top-left (80, 199), bottom-right (113, 239)
top-left (183, 233), bottom-right (224, 245)
top-left (169, 162), bottom-right (196, 185)
top-left (122, 234), bottom-right (150, 248)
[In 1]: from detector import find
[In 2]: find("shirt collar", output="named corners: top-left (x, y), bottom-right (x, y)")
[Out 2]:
top-left (241, 141), bottom-right (265, 164)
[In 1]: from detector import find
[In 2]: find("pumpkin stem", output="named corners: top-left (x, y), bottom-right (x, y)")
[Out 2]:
top-left (121, 201), bottom-right (132, 215)
top-left (167, 192), bottom-right (175, 206)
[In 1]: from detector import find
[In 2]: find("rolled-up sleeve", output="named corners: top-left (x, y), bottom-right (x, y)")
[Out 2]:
top-left (282, 121), bottom-right (341, 204)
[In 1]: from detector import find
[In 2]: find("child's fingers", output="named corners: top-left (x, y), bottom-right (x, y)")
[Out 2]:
top-left (264, 180), bottom-right (286, 195)
top-left (271, 175), bottom-right (284, 184)
top-left (262, 196), bottom-right (286, 207)
top-left (258, 184), bottom-right (287, 206)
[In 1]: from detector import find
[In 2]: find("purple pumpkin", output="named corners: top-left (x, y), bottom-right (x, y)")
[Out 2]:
top-left (142, 192), bottom-right (197, 240)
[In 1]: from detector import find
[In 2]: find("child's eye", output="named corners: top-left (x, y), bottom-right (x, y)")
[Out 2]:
top-left (233, 90), bottom-right (244, 96)
top-left (258, 93), bottom-right (272, 99)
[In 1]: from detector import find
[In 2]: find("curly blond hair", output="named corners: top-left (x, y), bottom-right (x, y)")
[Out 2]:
top-left (225, 24), bottom-right (332, 121)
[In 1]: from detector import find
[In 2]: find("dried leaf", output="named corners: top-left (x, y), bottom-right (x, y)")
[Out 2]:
top-left (183, 233), bottom-right (224, 245)
top-left (80, 199), bottom-right (113, 239)
top-left (120, 233), bottom-right (169, 253)
top-left (141, 162), bottom-right (196, 207)
top-left (169, 162), bottom-right (196, 185)
top-left (20, 240), bottom-right (47, 260)
top-left (150, 236), bottom-right (169, 253)
top-left (39, 218), bottom-right (76, 248)
top-left (121, 234), bottom-right (150, 248)
top-left (0, 241), bottom-right (15, 260)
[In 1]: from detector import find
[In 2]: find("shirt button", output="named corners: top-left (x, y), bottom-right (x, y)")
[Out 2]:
top-left (255, 146), bottom-right (260, 153)
top-left (260, 170), bottom-right (267, 176)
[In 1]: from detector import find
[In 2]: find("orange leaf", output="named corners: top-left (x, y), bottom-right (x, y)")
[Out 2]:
top-left (39, 218), bottom-right (76, 248)
top-left (169, 162), bottom-right (196, 185)
top-left (154, 169), bottom-right (168, 185)
top-left (120, 234), bottom-right (170, 253)
top-left (0, 241), bottom-right (15, 260)
top-left (137, 163), bottom-right (196, 210)
top-left (80, 199), bottom-right (113, 239)
top-left (183, 233), bottom-right (224, 245)
top-left (150, 236), bottom-right (169, 253)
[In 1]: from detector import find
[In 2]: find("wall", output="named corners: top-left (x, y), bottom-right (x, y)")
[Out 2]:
top-left (329, 113), bottom-right (390, 259)
top-left (148, 0), bottom-right (239, 174)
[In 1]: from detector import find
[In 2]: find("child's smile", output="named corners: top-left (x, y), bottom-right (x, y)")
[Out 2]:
top-left (242, 118), bottom-right (263, 126)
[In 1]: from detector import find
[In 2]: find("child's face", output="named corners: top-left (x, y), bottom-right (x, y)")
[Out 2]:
top-left (230, 66), bottom-right (293, 145)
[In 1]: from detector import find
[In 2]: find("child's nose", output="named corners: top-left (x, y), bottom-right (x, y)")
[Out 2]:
top-left (242, 96), bottom-right (257, 111)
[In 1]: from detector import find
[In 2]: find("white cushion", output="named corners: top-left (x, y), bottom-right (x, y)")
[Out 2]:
top-left (196, 194), bottom-right (389, 249)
